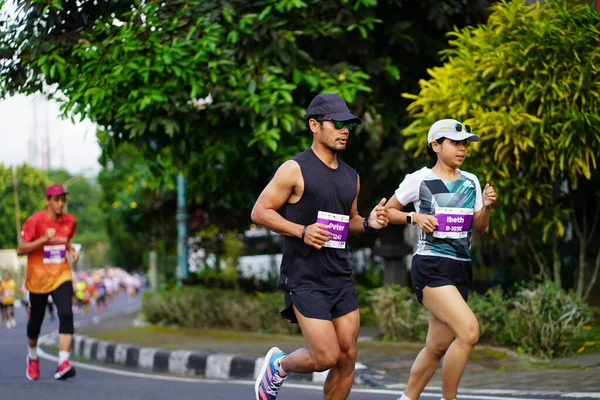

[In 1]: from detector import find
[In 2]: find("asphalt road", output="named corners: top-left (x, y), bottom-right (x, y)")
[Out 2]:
top-left (1, 293), bottom-right (598, 400)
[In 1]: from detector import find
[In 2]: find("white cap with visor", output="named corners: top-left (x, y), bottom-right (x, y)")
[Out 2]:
top-left (427, 119), bottom-right (480, 143)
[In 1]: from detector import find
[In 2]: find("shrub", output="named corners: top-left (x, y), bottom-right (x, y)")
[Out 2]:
top-left (368, 285), bottom-right (428, 342)
top-left (142, 288), bottom-right (299, 335)
top-left (468, 287), bottom-right (514, 345)
top-left (356, 284), bottom-right (378, 327)
top-left (368, 282), bottom-right (597, 359)
top-left (506, 282), bottom-right (594, 358)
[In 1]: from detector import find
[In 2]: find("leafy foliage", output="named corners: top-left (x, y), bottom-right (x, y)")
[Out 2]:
top-left (1, 0), bottom-right (496, 223)
top-left (367, 285), bottom-right (429, 342)
top-left (508, 282), bottom-right (594, 358)
top-left (468, 287), bottom-right (514, 344)
top-left (369, 282), bottom-right (597, 359)
top-left (142, 287), bottom-right (300, 334)
top-left (0, 164), bottom-right (49, 249)
top-left (97, 143), bottom-right (178, 270)
top-left (401, 0), bottom-right (600, 287)
top-left (0, 0), bottom-right (503, 275)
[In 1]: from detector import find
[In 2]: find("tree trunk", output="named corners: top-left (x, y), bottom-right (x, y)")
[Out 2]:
top-left (584, 248), bottom-right (600, 301)
top-left (526, 236), bottom-right (547, 280)
top-left (582, 198), bottom-right (600, 301)
top-left (571, 198), bottom-right (591, 299)
top-left (552, 230), bottom-right (562, 287)
top-left (577, 233), bottom-right (587, 299)
top-left (508, 236), bottom-right (528, 280)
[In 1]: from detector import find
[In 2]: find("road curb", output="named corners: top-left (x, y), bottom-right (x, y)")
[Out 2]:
top-left (38, 331), bottom-right (394, 387)
top-left (36, 330), bottom-right (600, 398)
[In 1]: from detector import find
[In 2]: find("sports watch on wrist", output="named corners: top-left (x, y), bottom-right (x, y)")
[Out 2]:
top-left (363, 216), bottom-right (375, 233)
top-left (406, 212), bottom-right (416, 225)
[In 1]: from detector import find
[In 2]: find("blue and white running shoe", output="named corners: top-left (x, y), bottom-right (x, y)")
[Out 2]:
top-left (255, 347), bottom-right (287, 400)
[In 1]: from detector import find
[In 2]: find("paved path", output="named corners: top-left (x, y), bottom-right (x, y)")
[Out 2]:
top-left (1, 294), bottom-right (599, 400)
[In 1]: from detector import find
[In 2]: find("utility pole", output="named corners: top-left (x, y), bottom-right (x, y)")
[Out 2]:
top-left (12, 166), bottom-right (21, 245)
top-left (176, 172), bottom-right (189, 287)
top-left (149, 237), bottom-right (158, 290)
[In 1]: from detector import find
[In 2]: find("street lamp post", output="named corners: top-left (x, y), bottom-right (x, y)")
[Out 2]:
top-left (176, 172), bottom-right (189, 287)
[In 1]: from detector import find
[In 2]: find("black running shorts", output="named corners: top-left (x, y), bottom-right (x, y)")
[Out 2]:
top-left (281, 285), bottom-right (359, 323)
top-left (411, 254), bottom-right (473, 304)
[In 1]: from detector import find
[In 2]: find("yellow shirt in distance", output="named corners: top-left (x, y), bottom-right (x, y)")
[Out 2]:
top-left (1, 279), bottom-right (16, 305)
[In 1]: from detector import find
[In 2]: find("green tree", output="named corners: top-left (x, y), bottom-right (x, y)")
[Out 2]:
top-left (401, 0), bottom-right (600, 298)
top-left (1, 0), bottom-right (495, 223)
top-left (98, 143), bottom-right (179, 273)
top-left (0, 164), bottom-right (49, 249)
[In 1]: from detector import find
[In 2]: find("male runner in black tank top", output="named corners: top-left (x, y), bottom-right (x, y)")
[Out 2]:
top-left (252, 94), bottom-right (389, 400)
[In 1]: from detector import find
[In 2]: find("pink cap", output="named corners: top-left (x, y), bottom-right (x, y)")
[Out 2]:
top-left (45, 184), bottom-right (68, 197)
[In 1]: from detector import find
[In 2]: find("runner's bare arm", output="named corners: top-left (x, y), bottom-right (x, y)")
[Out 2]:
top-left (473, 206), bottom-right (492, 233)
top-left (348, 176), bottom-right (363, 233)
top-left (251, 160), bottom-right (306, 238)
top-left (385, 195), bottom-right (407, 223)
top-left (16, 229), bottom-right (55, 255)
top-left (386, 195), bottom-right (438, 232)
top-left (67, 244), bottom-right (80, 263)
top-left (473, 183), bottom-right (496, 233)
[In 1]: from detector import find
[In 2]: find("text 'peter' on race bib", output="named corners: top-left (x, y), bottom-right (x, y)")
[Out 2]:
top-left (433, 207), bottom-right (474, 239)
top-left (317, 211), bottom-right (350, 249)
top-left (43, 244), bottom-right (67, 264)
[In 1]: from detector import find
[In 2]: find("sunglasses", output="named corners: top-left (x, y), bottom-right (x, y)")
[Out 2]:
top-left (454, 123), bottom-right (471, 133)
top-left (432, 122), bottom-right (472, 139)
top-left (315, 117), bottom-right (357, 131)
top-left (442, 122), bottom-right (471, 133)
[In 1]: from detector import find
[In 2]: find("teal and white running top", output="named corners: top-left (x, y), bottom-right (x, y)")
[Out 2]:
top-left (395, 167), bottom-right (483, 261)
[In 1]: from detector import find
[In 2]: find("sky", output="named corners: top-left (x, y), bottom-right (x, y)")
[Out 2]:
top-left (0, 95), bottom-right (102, 174)
top-left (0, 1), bottom-right (102, 175)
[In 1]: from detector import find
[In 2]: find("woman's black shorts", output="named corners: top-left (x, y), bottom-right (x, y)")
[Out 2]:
top-left (411, 254), bottom-right (473, 304)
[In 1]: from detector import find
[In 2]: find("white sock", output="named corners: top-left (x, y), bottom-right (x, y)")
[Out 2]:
top-left (28, 346), bottom-right (38, 360)
top-left (59, 351), bottom-right (70, 364)
top-left (275, 356), bottom-right (287, 376)
top-left (400, 395), bottom-right (412, 400)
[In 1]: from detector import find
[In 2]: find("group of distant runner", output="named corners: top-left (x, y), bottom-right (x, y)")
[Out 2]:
top-left (1, 266), bottom-right (143, 331)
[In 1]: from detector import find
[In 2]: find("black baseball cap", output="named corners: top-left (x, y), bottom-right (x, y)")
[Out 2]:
top-left (306, 94), bottom-right (361, 123)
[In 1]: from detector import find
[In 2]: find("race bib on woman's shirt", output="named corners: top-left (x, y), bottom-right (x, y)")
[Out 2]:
top-left (317, 211), bottom-right (350, 249)
top-left (43, 244), bottom-right (67, 264)
top-left (433, 207), bottom-right (473, 239)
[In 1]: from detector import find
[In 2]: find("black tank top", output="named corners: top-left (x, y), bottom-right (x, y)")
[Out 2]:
top-left (278, 149), bottom-right (358, 291)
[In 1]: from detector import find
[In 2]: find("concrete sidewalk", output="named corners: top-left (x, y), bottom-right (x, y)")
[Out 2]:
top-left (44, 311), bottom-right (600, 393)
